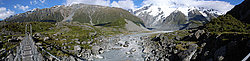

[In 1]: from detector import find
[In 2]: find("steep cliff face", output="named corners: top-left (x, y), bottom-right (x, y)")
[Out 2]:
top-left (156, 11), bottom-right (188, 31)
top-left (227, 0), bottom-right (250, 24)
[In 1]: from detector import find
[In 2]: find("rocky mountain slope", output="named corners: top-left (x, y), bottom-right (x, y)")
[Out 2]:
top-left (227, 0), bottom-right (250, 24)
top-left (146, 29), bottom-right (249, 61)
top-left (131, 3), bottom-right (223, 31)
top-left (0, 4), bottom-right (148, 60)
top-left (3, 4), bottom-right (145, 31)
top-left (141, 1), bottom-right (250, 60)
top-left (1, 0), bottom-right (249, 61)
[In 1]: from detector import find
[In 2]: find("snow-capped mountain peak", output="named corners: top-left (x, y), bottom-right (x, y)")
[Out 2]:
top-left (130, 0), bottom-right (235, 31)
top-left (134, 3), bottom-right (222, 18)
top-left (132, 2), bottom-right (224, 30)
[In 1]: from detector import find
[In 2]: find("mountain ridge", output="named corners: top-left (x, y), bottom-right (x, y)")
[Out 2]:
top-left (227, 0), bottom-right (250, 24)
top-left (4, 4), bottom-right (144, 26)
top-left (131, 3), bottom-right (219, 31)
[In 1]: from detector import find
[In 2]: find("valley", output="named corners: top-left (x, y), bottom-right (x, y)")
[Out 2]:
top-left (0, 0), bottom-right (250, 61)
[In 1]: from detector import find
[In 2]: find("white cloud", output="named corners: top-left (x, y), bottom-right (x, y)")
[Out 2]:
top-left (65, 0), bottom-right (111, 6)
top-left (30, 1), bottom-right (33, 5)
top-left (142, 0), bottom-right (234, 14)
top-left (65, 0), bottom-right (137, 10)
top-left (111, 0), bottom-right (136, 9)
top-left (30, 0), bottom-right (40, 5)
top-left (64, 0), bottom-right (234, 12)
top-left (192, 1), bottom-right (234, 13)
top-left (14, 4), bottom-right (29, 11)
top-left (39, 0), bottom-right (46, 3)
top-left (0, 7), bottom-right (15, 19)
top-left (34, 0), bottom-right (38, 5)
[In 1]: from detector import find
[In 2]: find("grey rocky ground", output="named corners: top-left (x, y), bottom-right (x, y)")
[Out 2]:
top-left (92, 31), bottom-right (173, 61)
top-left (2, 29), bottom-right (249, 61)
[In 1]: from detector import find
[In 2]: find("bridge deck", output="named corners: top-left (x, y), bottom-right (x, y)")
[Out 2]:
top-left (20, 35), bottom-right (39, 61)
top-left (14, 24), bottom-right (41, 61)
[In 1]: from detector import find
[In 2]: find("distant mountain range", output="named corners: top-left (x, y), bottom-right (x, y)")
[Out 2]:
top-left (4, 4), bottom-right (143, 26)
top-left (131, 2), bottom-right (225, 30)
top-left (3, 1), bottom-right (242, 31)
top-left (3, 4), bottom-right (146, 31)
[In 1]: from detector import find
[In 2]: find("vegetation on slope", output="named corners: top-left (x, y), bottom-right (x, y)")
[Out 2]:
top-left (205, 14), bottom-right (250, 33)
top-left (4, 4), bottom-right (144, 28)
top-left (0, 21), bottom-right (126, 57)
top-left (1, 22), bottom-right (56, 34)
top-left (4, 8), bottom-right (64, 22)
top-left (72, 5), bottom-right (143, 25)
top-left (148, 14), bottom-right (250, 60)
top-left (0, 22), bottom-right (56, 57)
top-left (36, 22), bottom-right (126, 56)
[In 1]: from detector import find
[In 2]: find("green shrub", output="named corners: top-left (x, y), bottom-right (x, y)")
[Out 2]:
top-left (1, 22), bottom-right (56, 34)
top-left (205, 14), bottom-right (248, 32)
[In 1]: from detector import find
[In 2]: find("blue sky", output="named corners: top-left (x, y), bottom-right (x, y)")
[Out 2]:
top-left (222, 0), bottom-right (244, 5)
top-left (132, 0), bottom-right (244, 7)
top-left (0, 0), bottom-right (244, 20)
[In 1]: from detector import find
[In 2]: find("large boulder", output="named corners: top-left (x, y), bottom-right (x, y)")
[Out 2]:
top-left (194, 30), bottom-right (205, 39)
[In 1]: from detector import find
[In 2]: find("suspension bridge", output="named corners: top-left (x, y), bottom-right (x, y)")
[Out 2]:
top-left (0, 24), bottom-right (60, 61)
top-left (14, 24), bottom-right (41, 61)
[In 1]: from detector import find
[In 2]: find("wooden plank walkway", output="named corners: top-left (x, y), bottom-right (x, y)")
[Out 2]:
top-left (14, 24), bottom-right (40, 61)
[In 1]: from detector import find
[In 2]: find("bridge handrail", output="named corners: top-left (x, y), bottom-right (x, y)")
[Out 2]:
top-left (242, 53), bottom-right (250, 61)
top-left (0, 43), bottom-right (19, 56)
top-left (0, 44), bottom-right (19, 60)
top-left (38, 46), bottom-right (61, 61)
